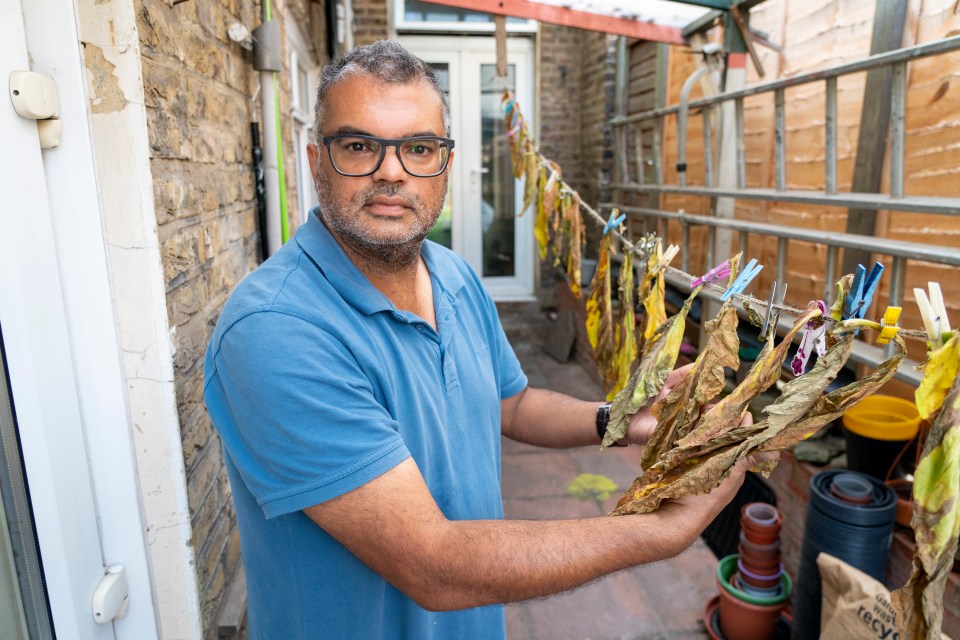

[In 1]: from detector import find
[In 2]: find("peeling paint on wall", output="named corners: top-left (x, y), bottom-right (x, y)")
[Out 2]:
top-left (82, 42), bottom-right (126, 113)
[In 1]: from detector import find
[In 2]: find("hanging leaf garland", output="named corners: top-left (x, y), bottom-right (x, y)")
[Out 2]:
top-left (892, 369), bottom-right (960, 640)
top-left (613, 321), bottom-right (907, 516)
top-left (610, 250), bottom-right (638, 401)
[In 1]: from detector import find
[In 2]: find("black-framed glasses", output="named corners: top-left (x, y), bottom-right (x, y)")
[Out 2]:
top-left (321, 133), bottom-right (455, 178)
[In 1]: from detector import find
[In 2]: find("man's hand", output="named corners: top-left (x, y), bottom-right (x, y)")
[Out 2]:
top-left (623, 363), bottom-right (694, 446)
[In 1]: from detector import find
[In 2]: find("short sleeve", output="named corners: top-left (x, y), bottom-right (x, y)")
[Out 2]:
top-left (492, 318), bottom-right (527, 400)
top-left (204, 311), bottom-right (410, 518)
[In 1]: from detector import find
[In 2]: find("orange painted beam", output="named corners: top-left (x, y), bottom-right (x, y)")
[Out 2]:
top-left (425, 0), bottom-right (687, 44)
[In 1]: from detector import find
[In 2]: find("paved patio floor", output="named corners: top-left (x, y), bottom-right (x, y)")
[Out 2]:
top-left (501, 346), bottom-right (716, 640)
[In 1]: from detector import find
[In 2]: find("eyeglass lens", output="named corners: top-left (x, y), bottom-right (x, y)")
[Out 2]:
top-left (329, 137), bottom-right (451, 177)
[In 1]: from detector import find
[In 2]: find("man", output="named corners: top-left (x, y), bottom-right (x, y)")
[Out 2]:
top-left (204, 40), bottom-right (763, 639)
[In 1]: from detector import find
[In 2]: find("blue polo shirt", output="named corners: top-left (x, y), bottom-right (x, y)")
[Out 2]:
top-left (203, 210), bottom-right (527, 639)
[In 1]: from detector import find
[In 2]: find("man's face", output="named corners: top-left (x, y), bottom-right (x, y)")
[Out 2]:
top-left (307, 74), bottom-right (452, 263)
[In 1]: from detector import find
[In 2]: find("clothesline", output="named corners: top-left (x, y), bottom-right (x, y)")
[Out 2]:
top-left (538, 150), bottom-right (931, 343)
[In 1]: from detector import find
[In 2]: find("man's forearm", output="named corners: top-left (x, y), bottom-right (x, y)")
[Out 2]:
top-left (412, 511), bottom-right (687, 611)
top-left (501, 387), bottom-right (605, 448)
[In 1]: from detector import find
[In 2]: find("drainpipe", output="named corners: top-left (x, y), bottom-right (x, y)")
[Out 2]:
top-left (253, 9), bottom-right (285, 256)
top-left (676, 64), bottom-right (713, 188)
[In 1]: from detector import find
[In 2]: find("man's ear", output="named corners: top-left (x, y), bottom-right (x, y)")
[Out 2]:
top-left (307, 142), bottom-right (321, 177)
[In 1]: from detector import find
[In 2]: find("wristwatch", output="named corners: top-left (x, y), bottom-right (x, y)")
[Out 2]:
top-left (595, 403), bottom-right (627, 446)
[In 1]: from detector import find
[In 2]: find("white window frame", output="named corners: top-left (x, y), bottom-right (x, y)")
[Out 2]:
top-left (287, 23), bottom-right (320, 224)
top-left (394, 0), bottom-right (538, 34)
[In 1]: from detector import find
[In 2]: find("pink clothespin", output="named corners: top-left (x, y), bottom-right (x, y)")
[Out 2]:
top-left (692, 259), bottom-right (731, 288)
top-left (791, 300), bottom-right (828, 376)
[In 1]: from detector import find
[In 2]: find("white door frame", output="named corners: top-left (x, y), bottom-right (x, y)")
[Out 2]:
top-left (2, 2), bottom-right (120, 637)
top-left (2, 0), bottom-right (190, 637)
top-left (401, 36), bottom-right (536, 300)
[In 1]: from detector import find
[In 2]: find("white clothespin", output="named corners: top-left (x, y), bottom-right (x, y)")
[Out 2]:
top-left (915, 282), bottom-right (951, 348)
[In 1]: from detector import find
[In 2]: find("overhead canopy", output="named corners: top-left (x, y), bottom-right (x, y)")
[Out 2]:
top-left (421, 0), bottom-right (717, 44)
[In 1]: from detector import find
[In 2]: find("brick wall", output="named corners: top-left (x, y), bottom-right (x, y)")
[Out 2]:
top-left (137, 0), bottom-right (326, 635)
top-left (537, 25), bottom-right (616, 308)
top-left (352, 0), bottom-right (389, 45)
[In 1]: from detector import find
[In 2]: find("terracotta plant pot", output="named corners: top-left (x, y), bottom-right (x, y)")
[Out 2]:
top-left (740, 503), bottom-right (783, 544)
top-left (738, 547), bottom-right (781, 574)
top-left (739, 536), bottom-right (782, 563)
top-left (717, 576), bottom-right (788, 640)
top-left (704, 595), bottom-right (793, 640)
top-left (886, 478), bottom-right (913, 527)
top-left (738, 560), bottom-right (784, 589)
top-left (741, 522), bottom-right (780, 546)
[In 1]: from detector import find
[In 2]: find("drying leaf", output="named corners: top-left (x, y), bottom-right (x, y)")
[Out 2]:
top-left (602, 286), bottom-right (701, 447)
top-left (915, 333), bottom-right (960, 421)
top-left (520, 150), bottom-right (540, 216)
top-left (643, 305), bottom-right (741, 469)
top-left (641, 242), bottom-right (667, 342)
top-left (828, 274), bottom-right (855, 320)
top-left (534, 164), bottom-right (550, 260)
top-left (613, 440), bottom-right (747, 515)
top-left (585, 233), bottom-right (617, 393)
top-left (741, 298), bottom-right (766, 328)
top-left (759, 330), bottom-right (906, 452)
top-left (675, 301), bottom-right (823, 452)
top-left (752, 331), bottom-right (855, 441)
top-left (549, 185), bottom-right (565, 265)
top-left (565, 193), bottom-right (583, 298)
top-left (610, 251), bottom-right (638, 400)
top-left (892, 371), bottom-right (960, 640)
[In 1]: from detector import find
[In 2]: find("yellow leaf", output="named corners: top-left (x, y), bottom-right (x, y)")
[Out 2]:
top-left (915, 333), bottom-right (960, 420)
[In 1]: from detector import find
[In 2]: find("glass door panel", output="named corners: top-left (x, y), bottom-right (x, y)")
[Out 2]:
top-left (480, 64), bottom-right (516, 278)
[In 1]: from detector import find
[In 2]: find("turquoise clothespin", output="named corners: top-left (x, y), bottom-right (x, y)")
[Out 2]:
top-left (720, 258), bottom-right (763, 301)
top-left (603, 211), bottom-right (626, 235)
top-left (842, 262), bottom-right (884, 321)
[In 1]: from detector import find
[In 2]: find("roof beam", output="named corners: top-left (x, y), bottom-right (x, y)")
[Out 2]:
top-left (668, 0), bottom-right (731, 9)
top-left (422, 0), bottom-right (686, 44)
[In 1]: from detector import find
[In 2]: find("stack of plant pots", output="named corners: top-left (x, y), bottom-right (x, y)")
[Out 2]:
top-left (710, 503), bottom-right (793, 640)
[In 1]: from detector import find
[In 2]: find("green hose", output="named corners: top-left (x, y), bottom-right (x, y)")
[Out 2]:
top-left (264, 0), bottom-right (290, 243)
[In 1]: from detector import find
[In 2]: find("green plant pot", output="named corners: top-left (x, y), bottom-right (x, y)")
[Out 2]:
top-left (716, 554), bottom-right (793, 606)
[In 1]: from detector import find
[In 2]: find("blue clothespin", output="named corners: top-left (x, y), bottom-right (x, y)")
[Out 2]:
top-left (842, 262), bottom-right (884, 321)
top-left (720, 258), bottom-right (763, 301)
top-left (603, 210), bottom-right (626, 235)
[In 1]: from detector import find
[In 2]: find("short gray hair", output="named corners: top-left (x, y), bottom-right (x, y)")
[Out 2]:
top-left (313, 40), bottom-right (450, 142)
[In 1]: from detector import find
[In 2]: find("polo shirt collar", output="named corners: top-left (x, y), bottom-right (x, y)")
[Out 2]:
top-left (296, 208), bottom-right (466, 316)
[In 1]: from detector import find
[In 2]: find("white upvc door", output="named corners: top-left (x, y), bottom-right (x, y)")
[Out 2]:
top-left (402, 36), bottom-right (536, 300)
top-left (1, 1), bottom-right (157, 638)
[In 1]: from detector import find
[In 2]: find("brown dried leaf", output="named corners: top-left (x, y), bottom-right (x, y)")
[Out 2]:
top-left (676, 301), bottom-right (823, 451)
top-left (759, 331), bottom-right (906, 452)
top-left (586, 233), bottom-right (616, 393)
top-left (642, 306), bottom-right (741, 469)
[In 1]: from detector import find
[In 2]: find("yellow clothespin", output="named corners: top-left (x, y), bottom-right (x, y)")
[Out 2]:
top-left (876, 306), bottom-right (902, 344)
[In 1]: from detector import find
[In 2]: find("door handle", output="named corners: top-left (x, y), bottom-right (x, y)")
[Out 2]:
top-left (9, 71), bottom-right (61, 149)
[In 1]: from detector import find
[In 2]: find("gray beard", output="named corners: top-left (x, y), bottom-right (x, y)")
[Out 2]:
top-left (315, 177), bottom-right (445, 269)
